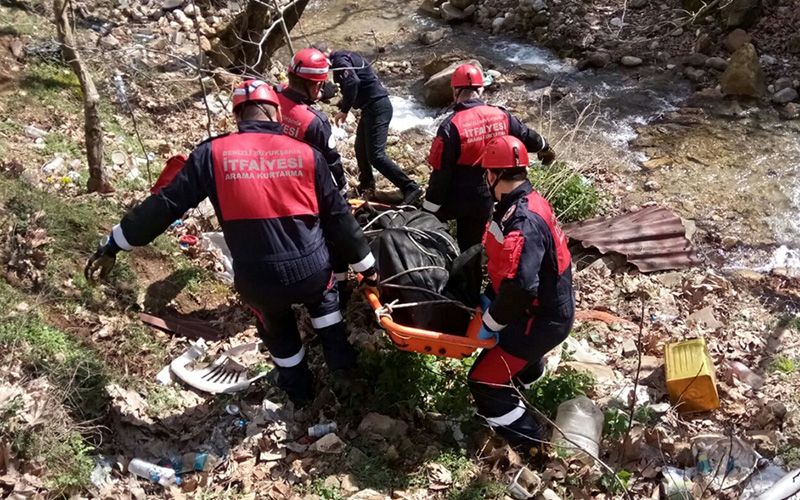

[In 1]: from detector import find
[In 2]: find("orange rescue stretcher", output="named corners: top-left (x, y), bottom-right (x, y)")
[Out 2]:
top-left (350, 199), bottom-right (496, 359)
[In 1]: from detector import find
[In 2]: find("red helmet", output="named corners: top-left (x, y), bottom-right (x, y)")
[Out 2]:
top-left (451, 64), bottom-right (484, 88)
top-left (482, 136), bottom-right (529, 170)
top-left (289, 48), bottom-right (330, 82)
top-left (232, 80), bottom-right (280, 111)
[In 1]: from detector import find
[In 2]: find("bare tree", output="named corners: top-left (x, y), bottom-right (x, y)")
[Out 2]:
top-left (54, 0), bottom-right (113, 194)
top-left (212, 0), bottom-right (309, 74)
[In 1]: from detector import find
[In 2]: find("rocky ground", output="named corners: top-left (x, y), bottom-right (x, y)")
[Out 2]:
top-left (1, 0), bottom-right (800, 499)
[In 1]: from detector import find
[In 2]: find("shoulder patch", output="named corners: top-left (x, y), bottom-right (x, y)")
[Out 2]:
top-left (502, 204), bottom-right (516, 223)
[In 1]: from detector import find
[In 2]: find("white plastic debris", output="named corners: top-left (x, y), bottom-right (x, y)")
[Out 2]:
top-left (170, 339), bottom-right (266, 394)
top-left (201, 232), bottom-right (234, 283)
top-left (24, 125), bottom-right (48, 139)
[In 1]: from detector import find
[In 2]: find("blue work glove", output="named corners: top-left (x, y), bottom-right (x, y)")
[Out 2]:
top-left (479, 294), bottom-right (492, 312)
top-left (478, 324), bottom-right (499, 346)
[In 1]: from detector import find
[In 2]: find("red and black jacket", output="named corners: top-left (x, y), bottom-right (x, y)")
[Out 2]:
top-left (275, 85), bottom-right (347, 195)
top-left (424, 99), bottom-right (549, 215)
top-left (481, 181), bottom-right (574, 332)
top-left (110, 121), bottom-right (374, 286)
top-left (329, 51), bottom-right (389, 113)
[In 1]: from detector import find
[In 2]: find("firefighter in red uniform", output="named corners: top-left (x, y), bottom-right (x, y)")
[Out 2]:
top-left (468, 135), bottom-right (574, 450)
top-left (85, 81), bottom-right (378, 405)
top-left (274, 48), bottom-right (351, 297)
top-left (424, 64), bottom-right (556, 251)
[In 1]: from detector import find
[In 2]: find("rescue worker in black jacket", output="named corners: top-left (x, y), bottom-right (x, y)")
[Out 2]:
top-left (469, 135), bottom-right (574, 451)
top-left (313, 42), bottom-right (423, 205)
top-left (85, 81), bottom-right (378, 406)
top-left (424, 64), bottom-right (556, 251)
top-left (274, 48), bottom-right (351, 299)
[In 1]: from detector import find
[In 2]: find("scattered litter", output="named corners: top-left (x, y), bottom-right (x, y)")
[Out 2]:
top-left (692, 434), bottom-right (758, 490)
top-left (128, 458), bottom-right (180, 487)
top-left (179, 234), bottom-right (198, 246)
top-left (731, 361), bottom-right (765, 389)
top-left (111, 151), bottom-right (127, 165)
top-left (171, 220), bottom-right (184, 228)
top-left (90, 456), bottom-right (114, 488)
top-left (687, 306), bottom-right (723, 330)
top-left (665, 338), bottom-right (719, 413)
top-left (168, 452), bottom-right (220, 474)
top-left (24, 125), bottom-right (48, 138)
top-left (42, 157), bottom-right (65, 175)
top-left (170, 339), bottom-right (267, 394)
top-left (563, 336), bottom-right (608, 364)
top-left (742, 466), bottom-right (800, 499)
top-left (155, 363), bottom-right (173, 385)
top-left (661, 466), bottom-right (699, 500)
top-left (552, 396), bottom-right (603, 464)
top-left (225, 404), bottom-right (240, 416)
top-left (508, 467), bottom-right (540, 499)
top-left (200, 231), bottom-right (234, 283)
top-left (125, 167), bottom-right (140, 180)
top-left (308, 422), bottom-right (338, 438)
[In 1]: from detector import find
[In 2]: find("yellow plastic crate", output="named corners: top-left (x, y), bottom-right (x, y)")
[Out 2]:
top-left (665, 338), bottom-right (720, 413)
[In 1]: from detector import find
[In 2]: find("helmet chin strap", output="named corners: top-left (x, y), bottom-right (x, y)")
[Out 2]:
top-left (488, 170), bottom-right (505, 203)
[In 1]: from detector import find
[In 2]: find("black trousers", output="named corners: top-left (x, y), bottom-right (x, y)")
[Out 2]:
top-left (468, 312), bottom-right (574, 448)
top-left (235, 266), bottom-right (356, 403)
top-left (355, 96), bottom-right (416, 193)
top-left (436, 190), bottom-right (493, 251)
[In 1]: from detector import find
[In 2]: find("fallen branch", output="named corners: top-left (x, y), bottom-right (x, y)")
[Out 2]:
top-left (625, 297), bottom-right (646, 438)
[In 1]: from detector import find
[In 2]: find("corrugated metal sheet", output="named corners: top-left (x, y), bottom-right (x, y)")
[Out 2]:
top-left (562, 206), bottom-right (701, 272)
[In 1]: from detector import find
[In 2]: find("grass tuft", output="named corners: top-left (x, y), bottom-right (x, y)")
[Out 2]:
top-left (529, 162), bottom-right (600, 223)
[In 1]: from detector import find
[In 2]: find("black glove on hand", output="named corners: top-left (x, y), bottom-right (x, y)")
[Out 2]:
top-left (537, 147), bottom-right (556, 166)
top-left (84, 235), bottom-right (121, 283)
top-left (361, 267), bottom-right (379, 288)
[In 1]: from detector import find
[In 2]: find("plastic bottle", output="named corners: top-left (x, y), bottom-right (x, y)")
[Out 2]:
top-left (730, 361), bottom-right (765, 389)
top-left (128, 458), bottom-right (180, 487)
top-left (308, 422), bottom-right (338, 438)
top-left (168, 453), bottom-right (219, 474)
top-left (552, 396), bottom-right (604, 464)
top-left (754, 468), bottom-right (800, 500)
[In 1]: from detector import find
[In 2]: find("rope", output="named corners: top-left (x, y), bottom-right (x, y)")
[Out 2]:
top-left (382, 266), bottom-right (448, 284)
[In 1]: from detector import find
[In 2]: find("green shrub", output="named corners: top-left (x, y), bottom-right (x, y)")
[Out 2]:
top-left (528, 163), bottom-right (600, 223)
top-left (525, 368), bottom-right (595, 418)
top-left (603, 408), bottom-right (629, 440)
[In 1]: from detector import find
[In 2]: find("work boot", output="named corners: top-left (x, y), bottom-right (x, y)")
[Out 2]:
top-left (401, 184), bottom-right (424, 206)
top-left (357, 183), bottom-right (376, 201)
top-left (330, 367), bottom-right (368, 404)
top-left (268, 366), bottom-right (314, 408)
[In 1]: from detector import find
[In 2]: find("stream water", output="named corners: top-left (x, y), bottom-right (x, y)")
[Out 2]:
top-left (294, 0), bottom-right (800, 273)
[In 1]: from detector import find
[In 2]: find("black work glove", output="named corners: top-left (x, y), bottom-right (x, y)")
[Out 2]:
top-left (84, 235), bottom-right (121, 283)
top-left (537, 147), bottom-right (556, 166)
top-left (360, 267), bottom-right (379, 295)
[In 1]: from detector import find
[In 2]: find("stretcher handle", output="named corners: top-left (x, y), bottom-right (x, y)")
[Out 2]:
top-left (361, 281), bottom-right (495, 350)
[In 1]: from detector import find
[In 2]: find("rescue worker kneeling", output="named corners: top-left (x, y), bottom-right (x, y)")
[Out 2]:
top-left (85, 80), bottom-right (377, 406)
top-left (469, 136), bottom-right (574, 450)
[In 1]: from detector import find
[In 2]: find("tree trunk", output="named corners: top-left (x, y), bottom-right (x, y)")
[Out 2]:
top-left (53, 0), bottom-right (113, 194)
top-left (214, 0), bottom-right (309, 74)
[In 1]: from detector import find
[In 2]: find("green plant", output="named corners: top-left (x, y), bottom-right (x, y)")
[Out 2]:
top-left (529, 163), bottom-right (600, 223)
top-left (146, 386), bottom-right (181, 418)
top-left (437, 449), bottom-right (476, 486)
top-left (449, 480), bottom-right (506, 500)
top-left (597, 469), bottom-right (631, 494)
top-left (778, 444), bottom-right (800, 470)
top-left (358, 348), bottom-right (473, 415)
top-left (770, 356), bottom-right (797, 374)
top-left (603, 408), bottom-right (629, 440)
top-left (634, 404), bottom-right (657, 426)
top-left (525, 368), bottom-right (595, 417)
top-left (306, 479), bottom-right (346, 500)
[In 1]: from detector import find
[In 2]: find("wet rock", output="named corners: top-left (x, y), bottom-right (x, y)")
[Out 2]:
top-left (682, 0), bottom-right (705, 12)
top-left (620, 55), bottom-right (643, 67)
top-left (788, 34), bottom-right (800, 54)
top-left (609, 17), bottom-right (623, 28)
top-left (587, 51), bottom-right (611, 68)
top-left (670, 27), bottom-right (684, 37)
top-left (422, 59), bottom-right (482, 107)
top-left (720, 0), bottom-right (762, 29)
top-left (449, 0), bottom-right (475, 9)
top-left (532, 0), bottom-right (547, 11)
top-left (162, 0), bottom-right (183, 9)
top-left (530, 12), bottom-right (548, 27)
top-left (721, 43), bottom-right (764, 98)
top-left (441, 2), bottom-right (469, 22)
top-left (779, 103), bottom-right (800, 120)
top-left (684, 67), bottom-right (706, 83)
top-left (772, 88), bottom-right (798, 104)
top-left (358, 412), bottom-right (409, 440)
top-left (629, 0), bottom-right (648, 9)
top-left (774, 77), bottom-right (793, 93)
top-left (419, 28), bottom-right (446, 45)
top-left (721, 236), bottom-right (738, 249)
top-left (725, 29), bottom-right (751, 53)
top-left (760, 54), bottom-right (777, 66)
top-left (705, 57), bottom-right (728, 71)
top-left (695, 34), bottom-right (712, 54)
top-left (685, 53), bottom-right (708, 67)
top-left (491, 16), bottom-right (504, 32)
